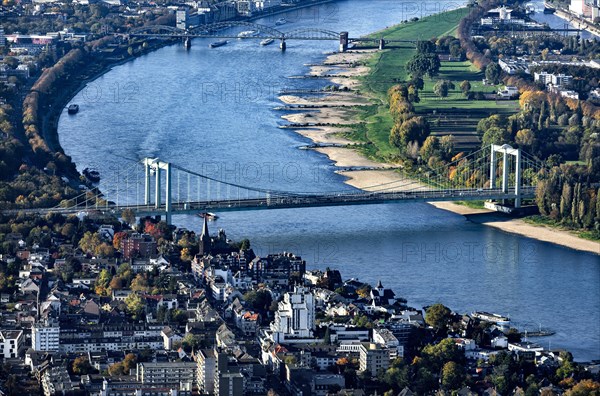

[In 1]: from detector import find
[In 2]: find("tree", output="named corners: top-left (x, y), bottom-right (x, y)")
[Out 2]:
top-left (381, 365), bottom-right (409, 392)
top-left (434, 80), bottom-right (454, 99)
top-left (95, 269), bottom-right (112, 296)
top-left (425, 303), bottom-right (452, 330)
top-left (565, 380), bottom-right (600, 396)
top-left (460, 80), bottom-right (471, 96)
top-left (417, 40), bottom-right (436, 54)
top-left (420, 136), bottom-right (440, 162)
top-left (482, 126), bottom-right (512, 148)
top-left (441, 361), bottom-right (465, 390)
top-left (121, 209), bottom-right (136, 226)
top-left (72, 356), bottom-right (93, 375)
top-left (124, 293), bottom-right (144, 319)
top-left (515, 129), bottom-right (534, 147)
top-left (485, 62), bottom-right (501, 84)
top-left (243, 290), bottom-right (272, 312)
top-left (78, 231), bottom-right (102, 255)
top-left (389, 117), bottom-right (431, 150)
top-left (406, 53), bottom-right (441, 78)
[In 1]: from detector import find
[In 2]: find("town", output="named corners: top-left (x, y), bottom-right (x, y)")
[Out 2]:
top-left (0, 212), bottom-right (598, 395)
top-left (0, 0), bottom-right (599, 392)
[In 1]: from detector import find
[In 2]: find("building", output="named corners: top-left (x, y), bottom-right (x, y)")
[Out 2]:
top-left (372, 328), bottom-right (404, 359)
top-left (121, 233), bottom-right (157, 259)
top-left (270, 286), bottom-right (315, 343)
top-left (497, 86), bottom-right (519, 99)
top-left (534, 71), bottom-right (573, 87)
top-left (214, 351), bottom-right (244, 396)
top-left (358, 343), bottom-right (390, 376)
top-left (136, 361), bottom-right (197, 388)
top-left (197, 348), bottom-right (216, 394)
top-left (198, 217), bottom-right (211, 255)
top-left (32, 322), bottom-right (60, 352)
top-left (0, 329), bottom-right (23, 359)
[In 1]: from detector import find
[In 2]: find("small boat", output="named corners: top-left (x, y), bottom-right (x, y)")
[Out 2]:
top-left (238, 30), bottom-right (257, 38)
top-left (82, 168), bottom-right (100, 183)
top-left (209, 40), bottom-right (228, 48)
top-left (198, 212), bottom-right (219, 221)
top-left (275, 18), bottom-right (287, 26)
top-left (260, 38), bottom-right (274, 46)
top-left (68, 104), bottom-right (79, 114)
top-left (471, 311), bottom-right (510, 326)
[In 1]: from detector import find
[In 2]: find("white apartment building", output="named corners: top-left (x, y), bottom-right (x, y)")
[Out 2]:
top-left (0, 330), bottom-right (23, 359)
top-left (270, 286), bottom-right (315, 343)
top-left (32, 322), bottom-right (60, 352)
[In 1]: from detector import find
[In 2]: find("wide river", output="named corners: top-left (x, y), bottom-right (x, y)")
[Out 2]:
top-left (58, 0), bottom-right (599, 360)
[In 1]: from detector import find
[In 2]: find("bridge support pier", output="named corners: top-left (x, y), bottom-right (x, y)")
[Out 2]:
top-left (339, 31), bottom-right (348, 52)
top-left (280, 39), bottom-right (286, 51)
top-left (184, 37), bottom-right (191, 50)
top-left (379, 38), bottom-right (385, 50)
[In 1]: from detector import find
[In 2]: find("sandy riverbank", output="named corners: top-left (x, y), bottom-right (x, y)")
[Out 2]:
top-left (278, 50), bottom-right (600, 255)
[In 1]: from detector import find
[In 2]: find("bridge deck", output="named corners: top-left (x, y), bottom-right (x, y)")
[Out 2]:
top-left (9, 188), bottom-right (536, 217)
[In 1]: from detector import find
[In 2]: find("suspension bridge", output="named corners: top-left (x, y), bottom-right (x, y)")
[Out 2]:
top-left (3, 144), bottom-right (545, 225)
top-left (126, 21), bottom-right (414, 51)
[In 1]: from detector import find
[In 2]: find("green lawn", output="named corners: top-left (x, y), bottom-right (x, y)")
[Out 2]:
top-left (352, 10), bottom-right (519, 159)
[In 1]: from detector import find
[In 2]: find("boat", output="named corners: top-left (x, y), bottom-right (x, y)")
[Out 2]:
top-left (209, 40), bottom-right (228, 48)
top-left (260, 38), bottom-right (274, 46)
top-left (238, 30), bottom-right (258, 38)
top-left (275, 18), bottom-right (287, 26)
top-left (198, 212), bottom-right (219, 221)
top-left (471, 311), bottom-right (511, 326)
top-left (68, 104), bottom-right (79, 114)
top-left (82, 168), bottom-right (100, 183)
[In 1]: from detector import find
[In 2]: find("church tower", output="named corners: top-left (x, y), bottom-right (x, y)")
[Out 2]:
top-left (199, 216), bottom-right (212, 255)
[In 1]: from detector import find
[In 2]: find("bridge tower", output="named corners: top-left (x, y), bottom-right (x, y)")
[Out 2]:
top-left (142, 158), bottom-right (173, 225)
top-left (280, 39), bottom-right (286, 51)
top-left (378, 38), bottom-right (385, 50)
top-left (339, 31), bottom-right (348, 52)
top-left (489, 144), bottom-right (522, 208)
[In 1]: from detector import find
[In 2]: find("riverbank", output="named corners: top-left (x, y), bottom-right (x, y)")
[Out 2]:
top-left (553, 6), bottom-right (600, 37)
top-left (279, 12), bottom-right (600, 255)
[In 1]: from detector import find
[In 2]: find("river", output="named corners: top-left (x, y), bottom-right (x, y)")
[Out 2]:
top-left (57, 0), bottom-right (600, 360)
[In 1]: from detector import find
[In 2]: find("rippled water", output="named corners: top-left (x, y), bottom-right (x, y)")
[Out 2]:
top-left (58, 0), bottom-right (600, 360)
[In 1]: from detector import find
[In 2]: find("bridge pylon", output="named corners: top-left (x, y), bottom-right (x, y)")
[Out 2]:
top-left (142, 158), bottom-right (173, 225)
top-left (490, 144), bottom-right (522, 208)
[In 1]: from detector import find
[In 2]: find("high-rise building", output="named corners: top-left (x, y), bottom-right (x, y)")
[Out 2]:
top-left (270, 286), bottom-right (315, 343)
top-left (32, 322), bottom-right (60, 352)
top-left (197, 348), bottom-right (216, 394)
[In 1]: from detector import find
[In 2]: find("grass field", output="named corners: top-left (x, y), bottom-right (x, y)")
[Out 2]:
top-left (352, 8), bottom-right (519, 161)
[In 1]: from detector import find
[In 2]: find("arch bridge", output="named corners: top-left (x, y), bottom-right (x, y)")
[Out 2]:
top-left (128, 22), bottom-right (360, 51)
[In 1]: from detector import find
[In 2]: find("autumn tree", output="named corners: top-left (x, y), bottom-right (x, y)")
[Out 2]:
top-left (72, 356), bottom-right (94, 375)
top-left (125, 293), bottom-right (145, 319)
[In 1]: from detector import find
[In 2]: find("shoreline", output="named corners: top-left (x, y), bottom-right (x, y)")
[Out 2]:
top-left (278, 28), bottom-right (600, 255)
